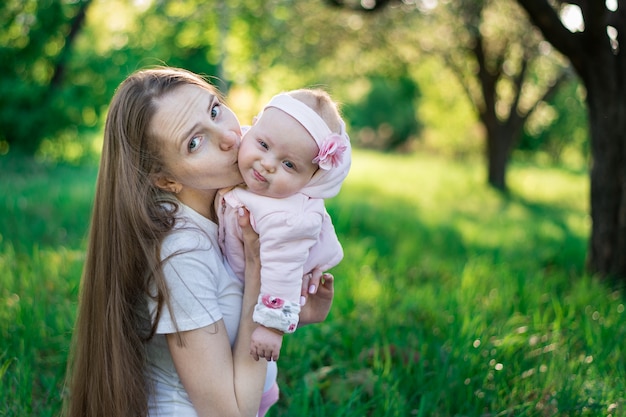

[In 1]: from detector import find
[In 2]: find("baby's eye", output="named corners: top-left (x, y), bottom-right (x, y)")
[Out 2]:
top-left (283, 160), bottom-right (295, 169)
top-left (258, 140), bottom-right (268, 150)
top-left (189, 136), bottom-right (201, 152)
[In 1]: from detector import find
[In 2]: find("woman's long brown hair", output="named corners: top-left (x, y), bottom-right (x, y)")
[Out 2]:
top-left (63, 68), bottom-right (218, 417)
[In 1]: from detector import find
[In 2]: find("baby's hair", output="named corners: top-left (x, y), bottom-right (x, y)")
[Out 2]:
top-left (286, 89), bottom-right (342, 134)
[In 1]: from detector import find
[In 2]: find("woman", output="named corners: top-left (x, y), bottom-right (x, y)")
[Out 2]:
top-left (64, 68), bottom-right (334, 417)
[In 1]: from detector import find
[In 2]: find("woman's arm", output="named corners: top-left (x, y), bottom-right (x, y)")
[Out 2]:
top-left (167, 320), bottom-right (264, 417)
top-left (167, 209), bottom-right (266, 417)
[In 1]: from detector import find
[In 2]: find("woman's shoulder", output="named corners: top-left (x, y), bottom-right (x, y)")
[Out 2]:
top-left (161, 205), bottom-right (219, 257)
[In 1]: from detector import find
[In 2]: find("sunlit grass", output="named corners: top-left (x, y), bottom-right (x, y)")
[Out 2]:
top-left (1, 150), bottom-right (624, 416)
top-left (279, 150), bottom-right (623, 416)
top-left (0, 243), bottom-right (83, 416)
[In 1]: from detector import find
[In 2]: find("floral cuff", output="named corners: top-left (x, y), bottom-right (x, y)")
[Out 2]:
top-left (252, 294), bottom-right (300, 334)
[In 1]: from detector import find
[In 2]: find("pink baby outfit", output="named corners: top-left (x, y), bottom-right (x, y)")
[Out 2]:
top-left (217, 187), bottom-right (344, 332)
top-left (218, 93), bottom-right (352, 333)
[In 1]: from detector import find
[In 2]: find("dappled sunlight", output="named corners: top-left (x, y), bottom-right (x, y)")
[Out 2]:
top-left (2, 150), bottom-right (621, 416)
top-left (335, 240), bottom-right (383, 305)
top-left (1, 0), bottom-right (622, 410)
top-left (350, 265), bottom-right (382, 304)
top-left (37, 129), bottom-right (103, 164)
top-left (337, 150), bottom-right (589, 280)
top-left (321, 150), bottom-right (623, 413)
top-left (510, 164), bottom-right (589, 210)
top-left (343, 150), bottom-right (484, 214)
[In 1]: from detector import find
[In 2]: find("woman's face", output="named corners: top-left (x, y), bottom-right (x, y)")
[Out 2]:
top-left (150, 84), bottom-right (243, 208)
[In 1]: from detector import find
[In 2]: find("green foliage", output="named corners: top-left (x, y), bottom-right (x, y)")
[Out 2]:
top-left (343, 76), bottom-right (422, 150)
top-left (412, 57), bottom-right (483, 157)
top-left (1, 0), bottom-right (226, 161)
top-left (1, 0), bottom-right (586, 171)
top-left (519, 79), bottom-right (589, 165)
top-left (1, 0), bottom-right (434, 160)
top-left (0, 0), bottom-right (87, 154)
top-left (1, 151), bottom-right (624, 416)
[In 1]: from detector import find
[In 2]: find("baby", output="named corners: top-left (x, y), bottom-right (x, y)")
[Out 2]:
top-left (217, 88), bottom-right (351, 362)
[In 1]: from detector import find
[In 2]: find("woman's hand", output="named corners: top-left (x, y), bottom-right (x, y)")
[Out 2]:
top-left (299, 271), bottom-right (334, 326)
top-left (238, 207), bottom-right (261, 292)
top-left (238, 207), bottom-right (260, 262)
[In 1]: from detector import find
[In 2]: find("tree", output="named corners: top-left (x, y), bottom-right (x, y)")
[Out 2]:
top-left (433, 0), bottom-right (569, 190)
top-left (1, 0), bottom-right (225, 160)
top-left (2, 0), bottom-right (428, 159)
top-left (515, 0), bottom-right (626, 279)
top-left (328, 0), bottom-right (569, 191)
top-left (329, 0), bottom-right (625, 279)
top-left (0, 0), bottom-right (92, 154)
top-left (221, 0), bottom-right (427, 146)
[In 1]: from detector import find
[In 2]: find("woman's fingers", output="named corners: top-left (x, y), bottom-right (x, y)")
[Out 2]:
top-left (300, 268), bottom-right (323, 305)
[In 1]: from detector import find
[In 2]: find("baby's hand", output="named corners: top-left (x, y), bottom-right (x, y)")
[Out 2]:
top-left (250, 326), bottom-right (283, 362)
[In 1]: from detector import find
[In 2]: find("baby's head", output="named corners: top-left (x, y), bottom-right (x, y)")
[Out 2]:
top-left (285, 89), bottom-right (343, 136)
top-left (238, 89), bottom-right (351, 199)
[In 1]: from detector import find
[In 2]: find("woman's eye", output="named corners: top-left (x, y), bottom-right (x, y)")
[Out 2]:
top-left (189, 136), bottom-right (201, 152)
top-left (211, 102), bottom-right (221, 119)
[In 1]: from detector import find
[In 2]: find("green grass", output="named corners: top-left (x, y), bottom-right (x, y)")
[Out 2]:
top-left (0, 156), bottom-right (96, 416)
top-left (1, 151), bottom-right (624, 416)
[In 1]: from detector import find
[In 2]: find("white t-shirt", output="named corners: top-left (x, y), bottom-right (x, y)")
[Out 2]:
top-left (145, 203), bottom-right (243, 416)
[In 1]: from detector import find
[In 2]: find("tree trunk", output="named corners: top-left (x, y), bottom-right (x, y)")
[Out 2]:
top-left (514, 0), bottom-right (626, 280)
top-left (585, 56), bottom-right (626, 278)
top-left (486, 125), bottom-right (513, 191)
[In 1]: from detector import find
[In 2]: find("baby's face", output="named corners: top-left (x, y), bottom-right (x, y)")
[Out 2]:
top-left (238, 108), bottom-right (319, 199)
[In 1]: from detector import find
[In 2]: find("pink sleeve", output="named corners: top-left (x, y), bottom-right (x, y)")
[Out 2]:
top-left (252, 211), bottom-right (323, 333)
top-left (305, 209), bottom-right (344, 274)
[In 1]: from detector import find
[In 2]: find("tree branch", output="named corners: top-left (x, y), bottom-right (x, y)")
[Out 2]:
top-left (473, 31), bottom-right (498, 124)
top-left (323, 0), bottom-right (397, 12)
top-left (49, 0), bottom-right (92, 88)
top-left (509, 57), bottom-right (528, 119)
top-left (519, 68), bottom-right (571, 131)
top-left (516, 0), bottom-right (586, 75)
top-left (440, 52), bottom-right (482, 115)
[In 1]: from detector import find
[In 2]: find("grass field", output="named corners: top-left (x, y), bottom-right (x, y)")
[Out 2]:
top-left (1, 150), bottom-right (624, 416)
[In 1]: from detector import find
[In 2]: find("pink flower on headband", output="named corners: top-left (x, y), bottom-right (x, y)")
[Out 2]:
top-left (313, 134), bottom-right (348, 170)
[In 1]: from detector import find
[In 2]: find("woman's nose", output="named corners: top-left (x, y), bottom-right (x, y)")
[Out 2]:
top-left (219, 131), bottom-right (238, 151)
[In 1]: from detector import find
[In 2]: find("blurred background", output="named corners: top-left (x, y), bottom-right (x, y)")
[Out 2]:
top-left (0, 0), bottom-right (588, 181)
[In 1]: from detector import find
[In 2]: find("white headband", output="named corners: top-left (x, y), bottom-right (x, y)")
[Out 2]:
top-left (264, 94), bottom-right (349, 171)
